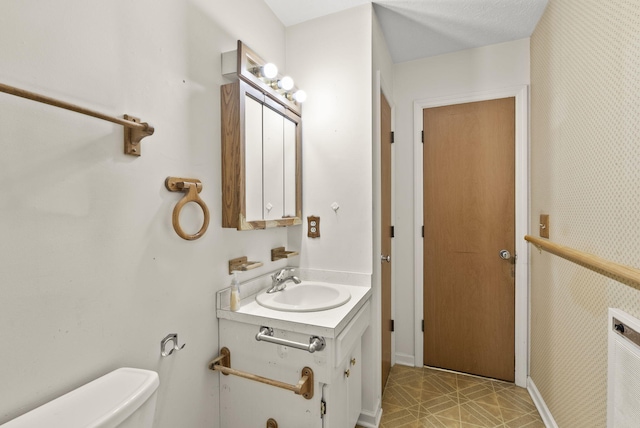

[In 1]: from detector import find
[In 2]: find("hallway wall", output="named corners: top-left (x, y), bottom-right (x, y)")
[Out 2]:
top-left (529, 1), bottom-right (640, 426)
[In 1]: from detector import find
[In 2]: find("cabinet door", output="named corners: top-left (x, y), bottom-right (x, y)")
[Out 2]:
top-left (262, 105), bottom-right (284, 220)
top-left (283, 116), bottom-right (297, 218)
top-left (325, 363), bottom-right (349, 427)
top-left (244, 95), bottom-right (263, 221)
top-left (348, 339), bottom-right (362, 427)
top-left (219, 320), bottom-right (323, 428)
top-left (324, 338), bottom-right (362, 428)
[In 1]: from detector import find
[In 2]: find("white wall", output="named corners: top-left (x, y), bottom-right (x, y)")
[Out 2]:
top-left (0, 1), bottom-right (291, 426)
top-left (286, 5), bottom-right (373, 276)
top-left (373, 12), bottom-right (394, 98)
top-left (286, 5), bottom-right (378, 424)
top-left (391, 39), bottom-right (531, 363)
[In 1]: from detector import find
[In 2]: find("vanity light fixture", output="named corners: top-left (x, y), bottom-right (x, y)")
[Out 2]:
top-left (278, 76), bottom-right (294, 91)
top-left (271, 75), bottom-right (305, 103)
top-left (293, 90), bottom-right (307, 103)
top-left (261, 63), bottom-right (278, 79)
top-left (224, 41), bottom-right (306, 113)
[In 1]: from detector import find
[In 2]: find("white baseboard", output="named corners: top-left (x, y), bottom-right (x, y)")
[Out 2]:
top-left (357, 407), bottom-right (382, 428)
top-left (527, 376), bottom-right (558, 428)
top-left (395, 352), bottom-right (416, 367)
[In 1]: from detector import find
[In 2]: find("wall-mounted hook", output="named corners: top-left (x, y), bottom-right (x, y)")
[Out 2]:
top-left (161, 333), bottom-right (186, 357)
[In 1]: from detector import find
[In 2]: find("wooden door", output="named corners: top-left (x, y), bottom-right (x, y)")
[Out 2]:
top-left (423, 97), bottom-right (515, 382)
top-left (381, 92), bottom-right (393, 390)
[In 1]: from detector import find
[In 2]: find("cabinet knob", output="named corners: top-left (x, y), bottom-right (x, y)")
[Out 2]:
top-left (350, 358), bottom-right (356, 366)
top-left (344, 369), bottom-right (350, 378)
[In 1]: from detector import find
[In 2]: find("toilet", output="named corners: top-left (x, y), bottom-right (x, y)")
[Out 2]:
top-left (1, 368), bottom-right (159, 428)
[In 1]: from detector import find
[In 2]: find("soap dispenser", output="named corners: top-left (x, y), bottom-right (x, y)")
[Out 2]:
top-left (230, 272), bottom-right (240, 311)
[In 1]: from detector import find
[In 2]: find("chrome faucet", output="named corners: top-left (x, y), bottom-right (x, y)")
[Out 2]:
top-left (266, 268), bottom-right (301, 293)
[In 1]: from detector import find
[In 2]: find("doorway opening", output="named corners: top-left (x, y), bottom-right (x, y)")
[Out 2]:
top-left (413, 86), bottom-right (529, 387)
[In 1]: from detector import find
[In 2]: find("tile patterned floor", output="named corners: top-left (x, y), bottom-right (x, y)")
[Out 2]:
top-left (363, 365), bottom-right (545, 428)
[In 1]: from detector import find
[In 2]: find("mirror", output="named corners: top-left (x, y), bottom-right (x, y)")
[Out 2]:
top-left (245, 97), bottom-right (298, 221)
top-left (264, 104), bottom-right (298, 219)
top-left (283, 115), bottom-right (297, 217)
top-left (262, 104), bottom-right (284, 220)
top-left (244, 95), bottom-right (263, 222)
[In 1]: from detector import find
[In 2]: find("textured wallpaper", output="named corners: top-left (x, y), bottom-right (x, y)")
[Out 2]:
top-left (530, 0), bottom-right (640, 426)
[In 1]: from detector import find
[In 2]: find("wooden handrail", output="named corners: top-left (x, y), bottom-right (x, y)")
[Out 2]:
top-left (525, 235), bottom-right (640, 285)
top-left (0, 82), bottom-right (154, 156)
top-left (208, 347), bottom-right (314, 399)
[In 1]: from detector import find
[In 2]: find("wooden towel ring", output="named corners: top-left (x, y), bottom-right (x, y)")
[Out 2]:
top-left (165, 177), bottom-right (210, 240)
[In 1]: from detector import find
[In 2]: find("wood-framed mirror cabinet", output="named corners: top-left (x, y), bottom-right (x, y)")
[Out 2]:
top-left (221, 41), bottom-right (302, 230)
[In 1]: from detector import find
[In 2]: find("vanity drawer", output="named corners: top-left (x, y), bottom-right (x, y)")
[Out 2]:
top-left (335, 301), bottom-right (370, 366)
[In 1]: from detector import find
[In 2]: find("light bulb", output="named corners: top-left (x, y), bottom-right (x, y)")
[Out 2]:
top-left (278, 76), bottom-right (294, 91)
top-left (293, 90), bottom-right (307, 103)
top-left (261, 63), bottom-right (278, 79)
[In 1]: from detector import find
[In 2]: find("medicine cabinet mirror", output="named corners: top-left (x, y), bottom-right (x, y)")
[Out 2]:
top-left (221, 41), bottom-right (302, 230)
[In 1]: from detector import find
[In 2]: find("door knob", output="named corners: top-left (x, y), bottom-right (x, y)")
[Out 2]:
top-left (381, 254), bottom-right (391, 263)
top-left (499, 249), bottom-right (511, 260)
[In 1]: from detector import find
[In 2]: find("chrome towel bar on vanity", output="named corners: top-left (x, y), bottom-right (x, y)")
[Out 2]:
top-left (256, 326), bottom-right (326, 353)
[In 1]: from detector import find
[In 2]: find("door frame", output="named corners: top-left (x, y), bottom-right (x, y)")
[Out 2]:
top-left (361, 70), bottom-right (393, 427)
top-left (413, 86), bottom-right (529, 387)
top-left (378, 74), bottom-right (396, 367)
top-left (380, 88), bottom-right (395, 391)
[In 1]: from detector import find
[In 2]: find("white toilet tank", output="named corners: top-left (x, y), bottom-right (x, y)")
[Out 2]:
top-left (1, 368), bottom-right (159, 428)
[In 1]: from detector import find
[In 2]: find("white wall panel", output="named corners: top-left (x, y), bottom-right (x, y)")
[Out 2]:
top-left (0, 1), bottom-right (287, 426)
top-left (286, 5), bottom-right (373, 275)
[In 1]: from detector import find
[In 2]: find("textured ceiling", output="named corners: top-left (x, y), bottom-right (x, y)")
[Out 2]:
top-left (264, 0), bottom-right (548, 63)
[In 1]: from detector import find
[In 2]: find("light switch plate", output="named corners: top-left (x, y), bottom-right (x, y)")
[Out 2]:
top-left (540, 214), bottom-right (549, 238)
top-left (307, 216), bottom-right (320, 238)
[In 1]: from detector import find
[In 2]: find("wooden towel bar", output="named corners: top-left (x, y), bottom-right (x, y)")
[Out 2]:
top-left (208, 347), bottom-right (314, 400)
top-left (0, 82), bottom-right (154, 156)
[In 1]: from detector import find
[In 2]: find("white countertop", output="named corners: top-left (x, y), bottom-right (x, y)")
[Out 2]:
top-left (217, 280), bottom-right (372, 338)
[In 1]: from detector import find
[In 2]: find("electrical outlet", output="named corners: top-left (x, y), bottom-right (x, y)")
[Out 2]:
top-left (307, 216), bottom-right (320, 238)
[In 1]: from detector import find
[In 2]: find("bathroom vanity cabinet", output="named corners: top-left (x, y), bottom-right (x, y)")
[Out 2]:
top-left (216, 282), bottom-right (371, 428)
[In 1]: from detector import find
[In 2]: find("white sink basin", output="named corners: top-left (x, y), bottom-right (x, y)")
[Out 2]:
top-left (255, 282), bottom-right (351, 312)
